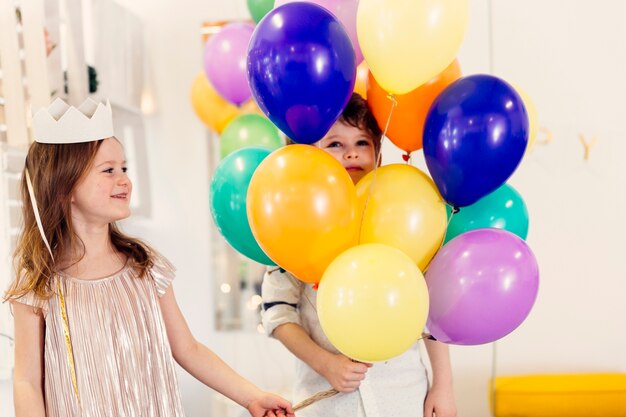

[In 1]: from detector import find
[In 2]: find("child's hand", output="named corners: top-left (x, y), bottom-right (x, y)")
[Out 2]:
top-left (246, 392), bottom-right (294, 417)
top-left (320, 353), bottom-right (372, 393)
top-left (424, 383), bottom-right (457, 417)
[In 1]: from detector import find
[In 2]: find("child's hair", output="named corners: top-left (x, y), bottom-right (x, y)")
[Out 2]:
top-left (340, 92), bottom-right (383, 155)
top-left (285, 93), bottom-right (383, 154)
top-left (4, 138), bottom-right (154, 302)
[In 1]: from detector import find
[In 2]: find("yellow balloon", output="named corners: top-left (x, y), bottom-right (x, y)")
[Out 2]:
top-left (190, 72), bottom-right (238, 133)
top-left (356, 164), bottom-right (447, 271)
top-left (512, 84), bottom-right (539, 153)
top-left (318, 243), bottom-right (429, 362)
top-left (357, 0), bottom-right (468, 94)
top-left (247, 145), bottom-right (359, 284)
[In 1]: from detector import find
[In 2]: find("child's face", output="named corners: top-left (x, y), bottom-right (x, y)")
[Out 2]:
top-left (71, 138), bottom-right (132, 225)
top-left (317, 121), bottom-right (377, 184)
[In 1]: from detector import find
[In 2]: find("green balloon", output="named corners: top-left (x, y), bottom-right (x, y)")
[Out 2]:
top-left (220, 113), bottom-right (283, 159)
top-left (444, 183), bottom-right (529, 244)
top-left (247, 0), bottom-right (275, 24)
top-left (210, 147), bottom-right (275, 265)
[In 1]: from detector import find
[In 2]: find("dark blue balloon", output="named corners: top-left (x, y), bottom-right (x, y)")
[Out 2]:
top-left (247, 2), bottom-right (356, 144)
top-left (423, 75), bottom-right (528, 208)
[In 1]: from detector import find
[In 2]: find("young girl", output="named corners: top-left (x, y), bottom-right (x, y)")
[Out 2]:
top-left (4, 98), bottom-right (294, 417)
top-left (262, 93), bottom-right (457, 417)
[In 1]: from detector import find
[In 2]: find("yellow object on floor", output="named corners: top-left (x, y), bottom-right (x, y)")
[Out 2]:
top-left (491, 373), bottom-right (626, 417)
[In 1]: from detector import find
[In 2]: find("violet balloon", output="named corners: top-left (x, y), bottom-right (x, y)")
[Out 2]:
top-left (425, 228), bottom-right (539, 345)
top-left (204, 23), bottom-right (254, 106)
top-left (247, 2), bottom-right (356, 144)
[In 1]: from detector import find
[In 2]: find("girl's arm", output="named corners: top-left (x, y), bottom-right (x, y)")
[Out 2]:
top-left (158, 287), bottom-right (294, 417)
top-left (273, 323), bottom-right (371, 392)
top-left (423, 339), bottom-right (457, 417)
top-left (11, 301), bottom-right (46, 417)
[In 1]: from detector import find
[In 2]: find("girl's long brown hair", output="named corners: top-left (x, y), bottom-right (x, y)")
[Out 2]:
top-left (4, 138), bottom-right (153, 302)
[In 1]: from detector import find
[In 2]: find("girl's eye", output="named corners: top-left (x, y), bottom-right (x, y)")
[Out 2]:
top-left (357, 139), bottom-right (373, 147)
top-left (326, 141), bottom-right (342, 148)
top-left (103, 168), bottom-right (114, 174)
top-left (122, 167), bottom-right (128, 173)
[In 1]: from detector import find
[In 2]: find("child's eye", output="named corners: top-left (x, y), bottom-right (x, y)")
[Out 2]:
top-left (103, 168), bottom-right (114, 174)
top-left (326, 141), bottom-right (342, 148)
top-left (122, 167), bottom-right (128, 173)
top-left (357, 139), bottom-right (372, 147)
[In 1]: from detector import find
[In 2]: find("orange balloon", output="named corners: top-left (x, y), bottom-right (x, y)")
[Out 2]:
top-left (367, 59), bottom-right (462, 153)
top-left (190, 73), bottom-right (238, 133)
top-left (247, 145), bottom-right (359, 284)
top-left (356, 164), bottom-right (447, 271)
top-left (353, 61), bottom-right (369, 98)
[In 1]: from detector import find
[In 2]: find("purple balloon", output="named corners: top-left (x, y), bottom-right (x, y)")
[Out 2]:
top-left (425, 228), bottom-right (539, 345)
top-left (204, 23), bottom-right (254, 106)
top-left (274, 0), bottom-right (363, 65)
top-left (247, 2), bottom-right (356, 144)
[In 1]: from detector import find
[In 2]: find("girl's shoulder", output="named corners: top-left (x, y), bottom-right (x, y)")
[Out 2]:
top-left (146, 249), bottom-right (176, 297)
top-left (6, 271), bottom-right (54, 316)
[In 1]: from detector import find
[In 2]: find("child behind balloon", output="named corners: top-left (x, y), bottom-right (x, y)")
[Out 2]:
top-left (261, 93), bottom-right (457, 417)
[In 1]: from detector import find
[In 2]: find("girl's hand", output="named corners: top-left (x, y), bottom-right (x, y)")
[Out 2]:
top-left (247, 392), bottom-right (294, 417)
top-left (319, 353), bottom-right (372, 393)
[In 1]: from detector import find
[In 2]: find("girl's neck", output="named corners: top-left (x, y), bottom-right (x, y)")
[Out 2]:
top-left (61, 221), bottom-right (127, 280)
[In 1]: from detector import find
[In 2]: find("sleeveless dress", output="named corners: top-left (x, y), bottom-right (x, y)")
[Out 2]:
top-left (15, 253), bottom-right (186, 417)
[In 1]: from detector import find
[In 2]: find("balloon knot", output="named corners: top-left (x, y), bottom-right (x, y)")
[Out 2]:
top-left (452, 206), bottom-right (460, 214)
top-left (312, 283), bottom-right (319, 291)
top-left (401, 153), bottom-right (410, 162)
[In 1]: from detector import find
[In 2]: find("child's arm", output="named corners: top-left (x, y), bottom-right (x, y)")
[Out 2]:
top-left (273, 322), bottom-right (371, 392)
top-left (423, 339), bottom-right (457, 417)
top-left (158, 287), bottom-right (294, 417)
top-left (11, 302), bottom-right (46, 417)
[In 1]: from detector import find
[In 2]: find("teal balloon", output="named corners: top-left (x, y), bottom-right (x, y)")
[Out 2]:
top-left (220, 113), bottom-right (283, 159)
top-left (444, 183), bottom-right (529, 244)
top-left (210, 147), bottom-right (275, 265)
top-left (247, 0), bottom-right (275, 23)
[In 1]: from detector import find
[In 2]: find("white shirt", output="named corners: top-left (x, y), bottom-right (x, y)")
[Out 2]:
top-left (262, 267), bottom-right (429, 417)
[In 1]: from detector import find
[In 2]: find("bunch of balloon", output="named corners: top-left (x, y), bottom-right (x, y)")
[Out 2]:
top-left (246, 145), bottom-right (360, 284)
top-left (313, 164), bottom-right (449, 362)
top-left (420, 74), bottom-right (540, 345)
top-left (423, 74), bottom-right (529, 208)
top-left (357, 0), bottom-right (468, 95)
top-left (246, 0), bottom-right (275, 23)
top-left (190, 73), bottom-right (239, 134)
top-left (425, 229), bottom-right (539, 345)
top-left (367, 60), bottom-right (462, 154)
top-left (317, 244), bottom-right (430, 362)
top-left (210, 148), bottom-right (275, 265)
top-left (274, 0), bottom-right (363, 65)
top-left (247, 2), bottom-right (356, 144)
top-left (444, 183), bottom-right (529, 245)
top-left (219, 113), bottom-right (283, 159)
top-left (203, 22), bottom-right (254, 106)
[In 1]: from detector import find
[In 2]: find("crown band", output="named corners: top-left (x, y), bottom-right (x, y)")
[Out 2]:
top-left (32, 98), bottom-right (114, 144)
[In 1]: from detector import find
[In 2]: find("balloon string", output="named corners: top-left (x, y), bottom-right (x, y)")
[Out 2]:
top-left (357, 94), bottom-right (396, 244)
top-left (293, 388), bottom-right (340, 411)
top-left (422, 206), bottom-right (456, 274)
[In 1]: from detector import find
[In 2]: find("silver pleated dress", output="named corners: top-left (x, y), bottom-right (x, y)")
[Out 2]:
top-left (16, 253), bottom-right (186, 417)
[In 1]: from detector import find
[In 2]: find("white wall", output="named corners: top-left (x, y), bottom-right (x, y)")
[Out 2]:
top-left (116, 1), bottom-right (626, 417)
top-left (2, 1), bottom-right (624, 417)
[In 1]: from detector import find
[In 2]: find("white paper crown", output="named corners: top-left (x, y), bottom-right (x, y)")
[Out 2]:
top-left (32, 97), bottom-right (114, 144)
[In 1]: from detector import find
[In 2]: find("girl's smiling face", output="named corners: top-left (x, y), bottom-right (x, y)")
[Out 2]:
top-left (71, 138), bottom-right (132, 225)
